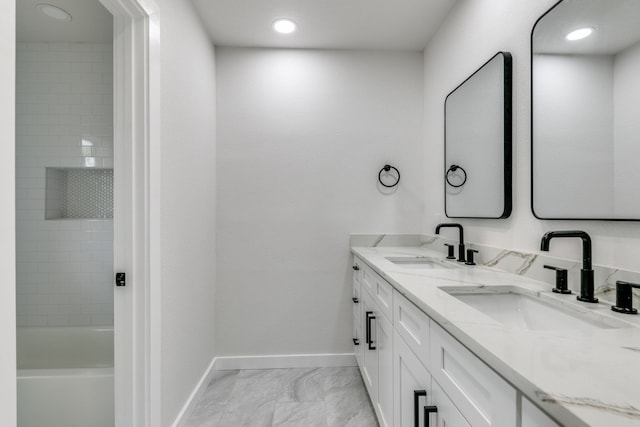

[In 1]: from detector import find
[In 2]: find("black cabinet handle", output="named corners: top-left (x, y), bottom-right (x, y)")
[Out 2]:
top-left (365, 311), bottom-right (376, 350)
top-left (352, 297), bottom-right (359, 303)
top-left (414, 390), bottom-right (426, 427)
top-left (365, 311), bottom-right (372, 344)
top-left (352, 265), bottom-right (360, 271)
top-left (353, 338), bottom-right (359, 346)
top-left (424, 405), bottom-right (438, 427)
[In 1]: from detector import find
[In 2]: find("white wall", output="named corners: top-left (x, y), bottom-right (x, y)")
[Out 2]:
top-left (216, 48), bottom-right (424, 356)
top-left (532, 54), bottom-right (614, 218)
top-left (155, 0), bottom-right (217, 424)
top-left (423, 0), bottom-right (640, 270)
top-left (15, 42), bottom-right (114, 327)
top-left (613, 41), bottom-right (640, 216)
top-left (0, 1), bottom-right (17, 424)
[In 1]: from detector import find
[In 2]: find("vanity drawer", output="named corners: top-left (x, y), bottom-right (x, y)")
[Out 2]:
top-left (393, 290), bottom-right (430, 368)
top-left (362, 265), bottom-right (393, 321)
top-left (430, 322), bottom-right (516, 427)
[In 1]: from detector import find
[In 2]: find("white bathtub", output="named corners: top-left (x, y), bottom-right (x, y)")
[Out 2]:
top-left (17, 326), bottom-right (114, 427)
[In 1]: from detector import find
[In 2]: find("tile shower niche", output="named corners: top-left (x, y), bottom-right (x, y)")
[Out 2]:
top-left (45, 168), bottom-right (114, 220)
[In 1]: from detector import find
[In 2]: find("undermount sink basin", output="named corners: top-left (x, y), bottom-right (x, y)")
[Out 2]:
top-left (444, 286), bottom-right (630, 332)
top-left (385, 256), bottom-right (457, 269)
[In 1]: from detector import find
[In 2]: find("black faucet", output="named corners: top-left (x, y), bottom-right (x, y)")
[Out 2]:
top-left (540, 230), bottom-right (598, 303)
top-left (435, 223), bottom-right (465, 262)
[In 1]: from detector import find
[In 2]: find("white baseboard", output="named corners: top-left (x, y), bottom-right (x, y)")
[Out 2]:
top-left (172, 356), bottom-right (218, 427)
top-left (171, 353), bottom-right (355, 426)
top-left (215, 353), bottom-right (356, 370)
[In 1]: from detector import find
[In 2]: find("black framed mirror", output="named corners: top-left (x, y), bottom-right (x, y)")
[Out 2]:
top-left (531, 0), bottom-right (640, 220)
top-left (444, 51), bottom-right (512, 219)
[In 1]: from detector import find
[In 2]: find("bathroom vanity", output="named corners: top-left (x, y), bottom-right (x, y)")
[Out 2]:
top-left (351, 242), bottom-right (640, 427)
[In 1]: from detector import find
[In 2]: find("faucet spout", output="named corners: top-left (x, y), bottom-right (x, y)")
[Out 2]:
top-left (435, 223), bottom-right (465, 262)
top-left (540, 230), bottom-right (591, 270)
top-left (540, 230), bottom-right (597, 303)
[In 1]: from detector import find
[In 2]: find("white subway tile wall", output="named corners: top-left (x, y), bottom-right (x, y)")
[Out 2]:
top-left (15, 43), bottom-right (114, 327)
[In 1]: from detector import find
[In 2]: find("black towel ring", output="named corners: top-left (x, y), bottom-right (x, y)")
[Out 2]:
top-left (378, 164), bottom-right (400, 188)
top-left (446, 164), bottom-right (467, 188)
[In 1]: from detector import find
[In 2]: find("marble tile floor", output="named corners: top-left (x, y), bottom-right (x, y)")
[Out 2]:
top-left (183, 366), bottom-right (379, 427)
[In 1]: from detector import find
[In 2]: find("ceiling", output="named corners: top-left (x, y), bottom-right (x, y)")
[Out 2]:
top-left (16, 0), bottom-right (457, 50)
top-left (191, 0), bottom-right (457, 50)
top-left (17, 0), bottom-right (112, 43)
top-left (533, 0), bottom-right (640, 55)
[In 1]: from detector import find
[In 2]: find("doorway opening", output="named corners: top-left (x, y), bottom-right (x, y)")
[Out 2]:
top-left (15, 1), bottom-right (115, 425)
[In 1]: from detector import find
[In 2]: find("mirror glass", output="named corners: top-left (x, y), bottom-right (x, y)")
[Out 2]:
top-left (532, 0), bottom-right (640, 220)
top-left (445, 52), bottom-right (512, 219)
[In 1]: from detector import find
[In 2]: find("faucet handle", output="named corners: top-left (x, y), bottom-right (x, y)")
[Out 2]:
top-left (611, 281), bottom-right (640, 315)
top-left (465, 249), bottom-right (478, 266)
top-left (543, 265), bottom-right (571, 294)
top-left (444, 244), bottom-right (455, 260)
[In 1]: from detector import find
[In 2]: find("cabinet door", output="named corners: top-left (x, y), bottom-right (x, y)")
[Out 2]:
top-left (353, 282), bottom-right (363, 367)
top-left (376, 312), bottom-right (393, 427)
top-left (352, 256), bottom-right (363, 284)
top-left (394, 330), bottom-right (431, 427)
top-left (361, 290), bottom-right (378, 403)
top-left (353, 310), bottom-right (363, 367)
top-left (431, 380), bottom-right (471, 427)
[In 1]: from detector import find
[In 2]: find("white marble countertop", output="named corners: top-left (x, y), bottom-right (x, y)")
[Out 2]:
top-left (352, 245), bottom-right (640, 427)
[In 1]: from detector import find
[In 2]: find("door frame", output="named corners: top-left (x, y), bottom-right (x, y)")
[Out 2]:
top-left (5, 0), bottom-right (160, 424)
top-left (94, 0), bottom-right (161, 425)
top-left (1, 1), bottom-right (16, 425)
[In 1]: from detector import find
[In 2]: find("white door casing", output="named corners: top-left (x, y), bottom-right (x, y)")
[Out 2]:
top-left (95, 0), bottom-right (161, 425)
top-left (1, 2), bottom-right (17, 425)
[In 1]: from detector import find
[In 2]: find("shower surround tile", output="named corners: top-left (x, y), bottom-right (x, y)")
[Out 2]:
top-left (15, 42), bottom-right (114, 327)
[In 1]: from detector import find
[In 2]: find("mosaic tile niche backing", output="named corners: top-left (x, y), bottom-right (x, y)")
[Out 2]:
top-left (46, 168), bottom-right (113, 219)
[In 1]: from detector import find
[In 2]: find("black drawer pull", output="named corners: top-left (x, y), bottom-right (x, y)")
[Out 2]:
top-left (352, 265), bottom-right (360, 271)
top-left (353, 338), bottom-right (359, 346)
top-left (365, 311), bottom-right (376, 350)
top-left (352, 297), bottom-right (359, 303)
top-left (414, 390), bottom-right (426, 427)
top-left (424, 405), bottom-right (438, 427)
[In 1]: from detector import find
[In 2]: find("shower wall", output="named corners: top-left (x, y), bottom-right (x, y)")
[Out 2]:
top-left (15, 42), bottom-right (114, 327)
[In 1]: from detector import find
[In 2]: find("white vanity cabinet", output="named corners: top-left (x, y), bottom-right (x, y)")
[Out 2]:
top-left (351, 255), bottom-right (553, 427)
top-left (394, 329), bottom-right (431, 427)
top-left (352, 262), bottom-right (363, 367)
top-left (360, 278), bottom-right (377, 398)
top-left (356, 258), bottom-right (394, 427)
top-left (394, 329), bottom-right (469, 427)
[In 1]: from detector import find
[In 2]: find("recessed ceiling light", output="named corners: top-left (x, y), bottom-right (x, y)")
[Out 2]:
top-left (566, 27), bottom-right (594, 41)
top-left (36, 4), bottom-right (72, 22)
top-left (273, 19), bottom-right (297, 34)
